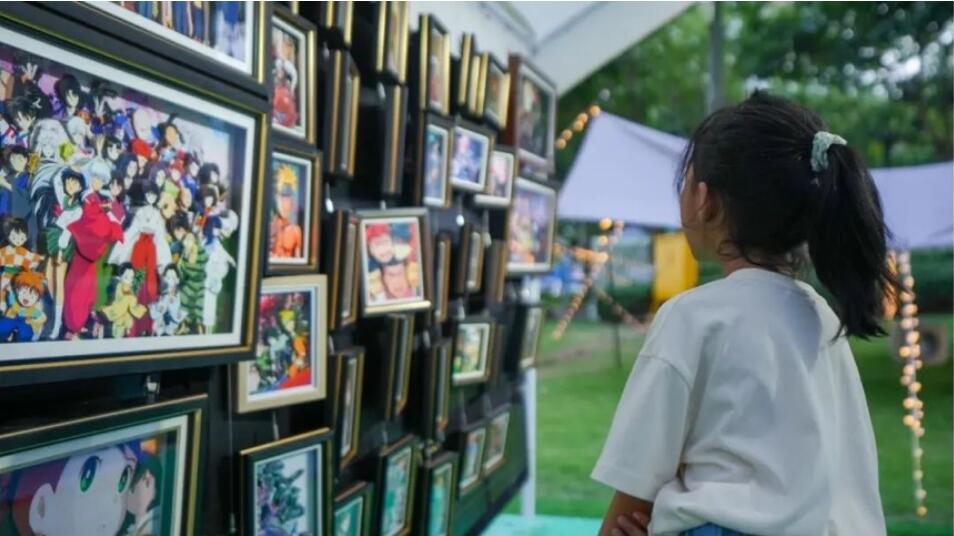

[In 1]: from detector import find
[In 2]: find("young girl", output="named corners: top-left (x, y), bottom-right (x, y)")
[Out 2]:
top-left (595, 93), bottom-right (893, 536)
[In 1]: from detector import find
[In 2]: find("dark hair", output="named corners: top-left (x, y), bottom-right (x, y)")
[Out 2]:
top-left (5, 145), bottom-right (28, 160)
top-left (197, 163), bottom-right (221, 185)
top-left (60, 168), bottom-right (86, 192)
top-left (2, 217), bottom-right (27, 243)
top-left (678, 91), bottom-right (896, 339)
top-left (3, 95), bottom-right (39, 125)
top-left (104, 135), bottom-right (123, 153)
top-left (114, 152), bottom-right (139, 180)
top-left (167, 210), bottom-right (190, 234)
top-left (53, 74), bottom-right (84, 107)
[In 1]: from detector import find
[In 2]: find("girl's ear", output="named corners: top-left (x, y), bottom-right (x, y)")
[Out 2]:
top-left (29, 483), bottom-right (55, 533)
top-left (698, 181), bottom-right (723, 225)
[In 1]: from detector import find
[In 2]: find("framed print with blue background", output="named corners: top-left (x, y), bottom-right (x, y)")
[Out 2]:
top-left (0, 11), bottom-right (266, 386)
top-left (449, 121), bottom-right (493, 193)
top-left (334, 480), bottom-right (374, 536)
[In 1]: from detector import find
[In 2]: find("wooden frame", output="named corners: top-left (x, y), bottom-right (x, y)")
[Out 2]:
top-left (414, 451), bottom-right (459, 536)
top-left (465, 228), bottom-right (486, 293)
top-left (416, 14), bottom-right (451, 115)
top-left (267, 146), bottom-right (322, 274)
top-left (454, 33), bottom-right (478, 115)
top-left (474, 147), bottom-right (516, 208)
top-left (450, 120), bottom-right (495, 193)
top-left (482, 52), bottom-right (511, 129)
top-left (325, 49), bottom-right (361, 179)
top-left (451, 317), bottom-right (494, 385)
top-left (375, 435), bottom-right (420, 536)
top-left (326, 210), bottom-right (361, 330)
top-left (482, 405), bottom-right (512, 474)
top-left (334, 480), bottom-right (375, 536)
top-left (235, 275), bottom-right (328, 413)
top-left (270, 5), bottom-right (318, 144)
top-left (380, 1), bottom-right (410, 83)
top-left (416, 112), bottom-right (454, 208)
top-left (485, 239), bottom-right (509, 306)
top-left (331, 347), bottom-right (365, 471)
top-left (424, 338), bottom-right (454, 440)
top-left (385, 314), bottom-right (416, 420)
top-left (507, 178), bottom-right (558, 275)
top-left (380, 84), bottom-right (409, 195)
top-left (241, 428), bottom-right (333, 536)
top-left (520, 306), bottom-right (544, 370)
top-left (357, 208), bottom-right (433, 316)
top-left (506, 55), bottom-right (557, 181)
top-left (432, 233), bottom-right (453, 323)
top-left (0, 12), bottom-right (267, 386)
top-left (0, 394), bottom-right (205, 536)
top-left (456, 421), bottom-right (487, 494)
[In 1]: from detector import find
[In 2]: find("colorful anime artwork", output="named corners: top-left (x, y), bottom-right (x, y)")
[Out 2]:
top-left (270, 14), bottom-right (311, 141)
top-left (421, 124), bottom-right (449, 207)
top-left (0, 413), bottom-right (193, 536)
top-left (252, 445), bottom-right (322, 536)
top-left (507, 178), bottom-right (556, 273)
top-left (91, 2), bottom-right (256, 76)
top-left (451, 322), bottom-right (491, 384)
top-left (358, 213), bottom-right (428, 315)
top-left (268, 151), bottom-right (313, 267)
top-left (0, 26), bottom-right (257, 362)
top-left (449, 126), bottom-right (490, 192)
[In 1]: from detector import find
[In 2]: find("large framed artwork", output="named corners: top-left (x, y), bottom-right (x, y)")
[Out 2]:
top-left (334, 481), bottom-right (374, 536)
top-left (267, 147), bottom-right (321, 275)
top-left (236, 275), bottom-right (328, 413)
top-left (452, 318), bottom-right (494, 386)
top-left (456, 423), bottom-right (486, 495)
top-left (449, 121), bottom-right (494, 193)
top-left (332, 347), bottom-right (364, 471)
top-left (0, 394), bottom-right (206, 536)
top-left (519, 306), bottom-right (544, 370)
top-left (483, 406), bottom-right (512, 475)
top-left (415, 15), bottom-right (450, 115)
top-left (357, 209), bottom-right (432, 316)
top-left (0, 16), bottom-right (266, 384)
top-left (241, 428), bottom-right (333, 536)
top-left (474, 147), bottom-right (516, 208)
top-left (326, 210), bottom-right (361, 330)
top-left (507, 56), bottom-right (557, 180)
top-left (414, 452), bottom-right (458, 536)
top-left (376, 435), bottom-right (419, 536)
top-left (270, 6), bottom-right (317, 144)
top-left (507, 178), bottom-right (558, 275)
top-left (416, 113), bottom-right (454, 209)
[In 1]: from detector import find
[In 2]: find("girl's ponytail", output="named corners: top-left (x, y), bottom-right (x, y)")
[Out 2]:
top-left (807, 140), bottom-right (897, 339)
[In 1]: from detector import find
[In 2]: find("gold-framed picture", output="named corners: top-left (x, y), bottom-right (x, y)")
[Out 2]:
top-left (326, 210), bottom-right (361, 330)
top-left (270, 5), bottom-right (317, 144)
top-left (357, 208), bottom-right (432, 317)
top-left (385, 314), bottom-right (415, 420)
top-left (482, 406), bottom-right (512, 474)
top-left (451, 317), bottom-right (494, 385)
top-left (332, 347), bottom-right (365, 470)
top-left (267, 147), bottom-right (322, 275)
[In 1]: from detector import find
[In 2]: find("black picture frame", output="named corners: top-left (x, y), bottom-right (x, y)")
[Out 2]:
top-left (375, 434), bottom-right (420, 536)
top-left (411, 14), bottom-right (451, 115)
top-left (506, 55), bottom-right (557, 181)
top-left (507, 178), bottom-right (559, 275)
top-left (455, 420), bottom-right (487, 495)
top-left (325, 210), bottom-right (361, 330)
top-left (323, 49), bottom-right (361, 180)
top-left (384, 314), bottom-right (415, 420)
top-left (331, 347), bottom-right (365, 471)
top-left (269, 4), bottom-right (318, 145)
top-left (474, 146), bottom-right (516, 209)
top-left (334, 480), bottom-right (375, 536)
top-left (413, 451), bottom-right (459, 536)
top-left (414, 112), bottom-right (455, 208)
top-left (423, 337), bottom-right (454, 441)
top-left (451, 317), bottom-right (495, 386)
top-left (432, 233), bottom-right (453, 324)
top-left (450, 119), bottom-right (495, 193)
top-left (482, 52), bottom-right (511, 130)
top-left (265, 144), bottom-right (323, 275)
top-left (482, 404), bottom-right (513, 475)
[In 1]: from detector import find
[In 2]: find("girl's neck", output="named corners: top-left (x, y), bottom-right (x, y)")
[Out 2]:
top-left (720, 256), bottom-right (767, 277)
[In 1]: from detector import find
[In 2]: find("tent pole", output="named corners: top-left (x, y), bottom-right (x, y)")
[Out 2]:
top-left (608, 248), bottom-right (623, 368)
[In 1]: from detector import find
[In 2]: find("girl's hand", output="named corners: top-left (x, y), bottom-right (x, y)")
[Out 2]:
top-left (611, 512), bottom-right (651, 536)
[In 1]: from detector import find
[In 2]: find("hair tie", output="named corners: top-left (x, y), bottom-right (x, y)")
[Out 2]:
top-left (810, 131), bottom-right (847, 173)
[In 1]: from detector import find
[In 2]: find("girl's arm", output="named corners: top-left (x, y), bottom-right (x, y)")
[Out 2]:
top-left (599, 491), bottom-right (652, 536)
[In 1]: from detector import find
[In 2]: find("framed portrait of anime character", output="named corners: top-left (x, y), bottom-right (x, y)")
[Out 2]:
top-left (416, 113), bottom-right (454, 208)
top-left (482, 406), bottom-right (512, 474)
top-left (331, 347), bottom-right (364, 471)
top-left (0, 394), bottom-right (205, 536)
top-left (450, 122), bottom-right (493, 193)
top-left (506, 56), bottom-right (557, 181)
top-left (241, 428), bottom-right (333, 536)
top-left (326, 210), bottom-right (361, 330)
top-left (235, 275), bottom-right (328, 413)
top-left (507, 178), bottom-right (558, 274)
top-left (0, 14), bottom-right (266, 386)
top-left (334, 481), bottom-right (374, 536)
top-left (267, 147), bottom-right (321, 274)
top-left (455, 423), bottom-right (486, 494)
top-left (474, 147), bottom-right (516, 208)
top-left (270, 6), bottom-right (317, 143)
top-left (413, 451), bottom-right (458, 536)
top-left (451, 318), bottom-right (493, 385)
top-left (375, 435), bottom-right (419, 536)
top-left (357, 209), bottom-right (432, 316)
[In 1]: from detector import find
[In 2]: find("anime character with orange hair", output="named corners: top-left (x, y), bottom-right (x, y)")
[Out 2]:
top-left (268, 164), bottom-right (303, 259)
top-left (0, 269), bottom-right (46, 341)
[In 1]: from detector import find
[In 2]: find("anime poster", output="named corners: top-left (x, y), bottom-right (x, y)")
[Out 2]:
top-left (380, 446), bottom-right (412, 536)
top-left (427, 27), bottom-right (446, 112)
top-left (507, 179), bottom-right (557, 273)
top-left (422, 125), bottom-right (449, 207)
top-left (450, 127), bottom-right (489, 191)
top-left (426, 463), bottom-right (453, 536)
top-left (483, 411), bottom-right (511, 472)
top-left (458, 428), bottom-right (485, 492)
top-left (0, 414), bottom-right (190, 536)
top-left (452, 322), bottom-right (490, 384)
top-left (0, 26), bottom-right (256, 362)
top-left (238, 275), bottom-right (326, 413)
top-left (268, 152), bottom-right (313, 267)
top-left (359, 215), bottom-right (427, 315)
top-left (517, 70), bottom-right (552, 161)
top-left (90, 2), bottom-right (255, 76)
top-left (334, 495), bottom-right (364, 536)
top-left (253, 445), bottom-right (321, 536)
top-left (271, 17), bottom-right (309, 140)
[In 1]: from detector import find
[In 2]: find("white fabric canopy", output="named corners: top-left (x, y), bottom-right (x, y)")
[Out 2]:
top-left (559, 113), bottom-right (954, 250)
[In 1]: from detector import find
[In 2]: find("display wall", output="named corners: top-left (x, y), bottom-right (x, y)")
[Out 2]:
top-left (0, 2), bottom-right (556, 535)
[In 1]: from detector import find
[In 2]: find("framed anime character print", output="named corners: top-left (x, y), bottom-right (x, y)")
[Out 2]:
top-left (326, 210), bottom-right (361, 330)
top-left (267, 147), bottom-right (321, 275)
top-left (414, 451), bottom-right (458, 536)
top-left (414, 14), bottom-right (450, 115)
top-left (451, 318), bottom-right (493, 385)
top-left (416, 113), bottom-right (454, 208)
top-left (474, 147), bottom-right (516, 208)
top-left (482, 53), bottom-right (510, 130)
top-left (334, 481), bottom-right (374, 536)
top-left (423, 338), bottom-right (453, 440)
top-left (332, 348), bottom-right (364, 470)
top-left (455, 422), bottom-right (486, 494)
top-left (0, 14), bottom-right (266, 385)
top-left (506, 56), bottom-right (557, 181)
top-left (270, 6), bottom-right (317, 144)
top-left (235, 275), bottom-right (328, 414)
top-left (507, 178), bottom-right (558, 275)
top-left (241, 428), bottom-right (333, 536)
top-left (375, 435), bottom-right (418, 536)
top-left (357, 209), bottom-right (432, 317)
top-left (0, 394), bottom-right (206, 536)
top-left (449, 121), bottom-right (494, 193)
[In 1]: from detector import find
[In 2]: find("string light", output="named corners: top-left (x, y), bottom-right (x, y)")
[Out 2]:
top-left (895, 250), bottom-right (928, 517)
top-left (554, 91), bottom-right (610, 150)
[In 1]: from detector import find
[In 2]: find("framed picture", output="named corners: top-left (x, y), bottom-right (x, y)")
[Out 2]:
top-left (267, 147), bottom-right (321, 274)
top-left (451, 318), bottom-right (493, 385)
top-left (417, 113), bottom-right (454, 208)
top-left (379, 84), bottom-right (409, 195)
top-left (416, 15), bottom-right (450, 115)
top-left (424, 338), bottom-right (453, 439)
top-left (484, 240), bottom-right (509, 305)
top-left (482, 53), bottom-right (511, 129)
top-left (270, 6), bottom-right (317, 143)
top-left (450, 122), bottom-right (494, 193)
top-left (520, 306), bottom-right (544, 370)
top-left (0, 17), bottom-right (265, 384)
top-left (376, 435), bottom-right (419, 536)
top-left (313, 0), bottom-right (354, 48)
top-left (332, 347), bottom-right (364, 470)
top-left (507, 178), bottom-right (558, 274)
top-left (334, 481), bottom-right (374, 536)
top-left (324, 50), bottom-right (361, 179)
top-left (0, 394), bottom-right (205, 536)
top-left (382, 1), bottom-right (410, 83)
top-left (415, 452), bottom-right (458, 536)
top-left (465, 229), bottom-right (485, 293)
top-left (385, 314), bottom-right (415, 420)
top-left (454, 33), bottom-right (476, 115)
top-left (241, 428), bottom-right (333, 536)
top-left (357, 209), bottom-right (432, 316)
top-left (236, 275), bottom-right (328, 413)
top-left (483, 407), bottom-right (512, 474)
top-left (456, 424), bottom-right (486, 494)
top-left (432, 233), bottom-right (452, 324)
top-left (82, 2), bottom-right (264, 84)
top-left (326, 211), bottom-right (361, 330)
top-left (474, 148), bottom-right (516, 208)
top-left (507, 56), bottom-right (557, 180)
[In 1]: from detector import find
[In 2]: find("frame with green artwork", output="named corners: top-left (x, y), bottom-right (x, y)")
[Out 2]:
top-left (455, 421), bottom-right (487, 495)
top-left (375, 435), bottom-right (419, 536)
top-left (414, 451), bottom-right (459, 536)
top-left (333, 480), bottom-right (374, 536)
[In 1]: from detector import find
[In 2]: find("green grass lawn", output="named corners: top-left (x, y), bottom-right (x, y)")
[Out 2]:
top-left (524, 315), bottom-right (953, 535)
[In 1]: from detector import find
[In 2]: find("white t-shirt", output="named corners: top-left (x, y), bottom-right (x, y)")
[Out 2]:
top-left (592, 268), bottom-right (885, 536)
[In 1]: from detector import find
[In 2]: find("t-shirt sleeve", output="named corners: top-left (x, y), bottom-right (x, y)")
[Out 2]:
top-left (591, 302), bottom-right (694, 501)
